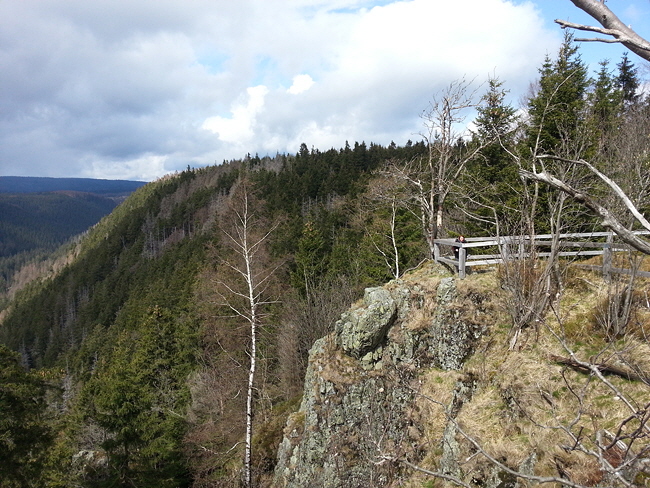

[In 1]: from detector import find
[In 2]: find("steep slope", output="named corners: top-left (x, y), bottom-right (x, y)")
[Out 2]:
top-left (0, 177), bottom-right (147, 309)
top-left (0, 192), bottom-right (119, 256)
top-left (0, 142), bottom-right (430, 486)
top-left (273, 263), bottom-right (493, 487)
top-left (272, 264), bottom-right (650, 488)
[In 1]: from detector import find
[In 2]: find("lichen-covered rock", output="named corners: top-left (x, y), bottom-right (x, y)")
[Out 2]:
top-left (273, 336), bottom-right (420, 488)
top-left (335, 287), bottom-right (397, 359)
top-left (430, 277), bottom-right (486, 370)
top-left (273, 273), bottom-right (491, 488)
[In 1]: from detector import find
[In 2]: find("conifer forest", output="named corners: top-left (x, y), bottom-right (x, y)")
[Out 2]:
top-left (2, 20), bottom-right (650, 488)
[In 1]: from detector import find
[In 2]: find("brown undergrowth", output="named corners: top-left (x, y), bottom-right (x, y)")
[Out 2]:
top-left (404, 263), bottom-right (650, 487)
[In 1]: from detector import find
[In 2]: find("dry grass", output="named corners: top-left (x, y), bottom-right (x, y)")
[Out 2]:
top-left (402, 263), bottom-right (650, 487)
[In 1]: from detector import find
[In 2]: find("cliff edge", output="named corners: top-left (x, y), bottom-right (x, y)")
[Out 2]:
top-left (273, 263), bottom-right (490, 487)
top-left (272, 263), bottom-right (650, 488)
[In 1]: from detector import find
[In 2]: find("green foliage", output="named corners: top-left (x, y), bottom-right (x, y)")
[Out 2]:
top-left (615, 52), bottom-right (640, 105)
top-left (78, 306), bottom-right (195, 487)
top-left (465, 77), bottom-right (521, 235)
top-left (0, 192), bottom-right (120, 307)
top-left (8, 55), bottom-right (643, 483)
top-left (291, 220), bottom-right (330, 292)
top-left (2, 142), bottom-right (424, 484)
top-left (0, 172), bottom-right (212, 370)
top-left (588, 59), bottom-right (623, 148)
top-left (0, 344), bottom-right (52, 487)
top-left (527, 33), bottom-right (589, 154)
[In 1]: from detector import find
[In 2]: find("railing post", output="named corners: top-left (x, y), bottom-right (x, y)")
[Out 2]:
top-left (458, 247), bottom-right (466, 279)
top-left (501, 237), bottom-right (510, 262)
top-left (433, 241), bottom-right (440, 261)
top-left (603, 232), bottom-right (612, 282)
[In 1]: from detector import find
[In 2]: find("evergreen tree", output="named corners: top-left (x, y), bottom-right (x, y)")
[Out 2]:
top-left (0, 344), bottom-right (52, 487)
top-left (291, 220), bottom-right (329, 294)
top-left (615, 52), bottom-right (640, 105)
top-left (587, 59), bottom-right (623, 152)
top-left (473, 77), bottom-right (518, 183)
top-left (527, 33), bottom-right (589, 154)
top-left (78, 306), bottom-right (195, 487)
top-left (465, 77), bottom-right (520, 235)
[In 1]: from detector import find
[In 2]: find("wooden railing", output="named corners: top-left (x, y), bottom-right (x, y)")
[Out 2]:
top-left (433, 231), bottom-right (650, 279)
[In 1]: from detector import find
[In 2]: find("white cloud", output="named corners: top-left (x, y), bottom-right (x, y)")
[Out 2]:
top-left (0, 0), bottom-right (570, 180)
top-left (288, 74), bottom-right (315, 94)
top-left (202, 85), bottom-right (269, 144)
top-left (83, 153), bottom-right (169, 182)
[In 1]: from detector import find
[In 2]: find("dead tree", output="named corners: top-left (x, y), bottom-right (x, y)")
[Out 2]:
top-left (520, 155), bottom-right (650, 255)
top-left (556, 0), bottom-right (650, 62)
top-left (388, 79), bottom-right (488, 258)
top-left (521, 0), bottom-right (650, 256)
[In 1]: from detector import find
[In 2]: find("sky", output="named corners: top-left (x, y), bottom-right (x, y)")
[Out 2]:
top-left (1, 0), bottom-right (649, 182)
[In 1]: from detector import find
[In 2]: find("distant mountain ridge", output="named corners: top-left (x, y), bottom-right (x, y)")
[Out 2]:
top-left (0, 177), bottom-right (149, 305)
top-left (0, 176), bottom-right (146, 194)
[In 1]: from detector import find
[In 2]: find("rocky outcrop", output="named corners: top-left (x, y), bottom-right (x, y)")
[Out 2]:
top-left (272, 264), bottom-right (650, 488)
top-left (335, 287), bottom-right (397, 360)
top-left (273, 267), bottom-right (488, 488)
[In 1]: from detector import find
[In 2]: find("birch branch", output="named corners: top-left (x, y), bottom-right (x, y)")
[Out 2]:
top-left (556, 0), bottom-right (650, 62)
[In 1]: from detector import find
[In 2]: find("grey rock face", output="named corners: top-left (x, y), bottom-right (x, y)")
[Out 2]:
top-left (335, 287), bottom-right (397, 359)
top-left (430, 277), bottom-right (485, 370)
top-left (273, 275), bottom-right (488, 488)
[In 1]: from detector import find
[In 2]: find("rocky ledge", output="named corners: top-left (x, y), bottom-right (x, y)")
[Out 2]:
top-left (273, 265), bottom-right (488, 487)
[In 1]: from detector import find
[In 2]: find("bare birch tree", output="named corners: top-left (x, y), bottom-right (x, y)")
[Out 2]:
top-left (214, 178), bottom-right (280, 488)
top-left (358, 174), bottom-right (417, 279)
top-left (388, 79), bottom-right (488, 258)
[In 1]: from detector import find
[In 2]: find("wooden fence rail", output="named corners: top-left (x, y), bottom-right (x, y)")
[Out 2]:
top-left (433, 231), bottom-right (650, 279)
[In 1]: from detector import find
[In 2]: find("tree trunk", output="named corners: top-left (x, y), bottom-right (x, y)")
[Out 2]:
top-left (244, 319), bottom-right (255, 488)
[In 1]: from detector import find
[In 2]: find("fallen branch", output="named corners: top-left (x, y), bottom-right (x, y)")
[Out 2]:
top-left (550, 354), bottom-right (648, 385)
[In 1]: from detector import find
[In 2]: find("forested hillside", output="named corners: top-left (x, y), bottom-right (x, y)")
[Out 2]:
top-left (0, 140), bottom-right (431, 487)
top-left (0, 178), bottom-right (147, 309)
top-left (1, 33), bottom-right (649, 487)
top-left (0, 192), bottom-right (119, 258)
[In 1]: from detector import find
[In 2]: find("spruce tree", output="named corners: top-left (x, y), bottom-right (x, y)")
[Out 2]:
top-left (527, 33), bottom-right (589, 154)
top-left (473, 77), bottom-right (517, 183)
top-left (615, 52), bottom-right (640, 105)
top-left (0, 344), bottom-right (52, 487)
top-left (588, 59), bottom-right (623, 152)
top-left (466, 77), bottom-right (520, 235)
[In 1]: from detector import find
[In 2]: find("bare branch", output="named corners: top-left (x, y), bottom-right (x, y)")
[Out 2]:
top-left (549, 354), bottom-right (649, 384)
top-left (214, 178), bottom-right (281, 488)
top-left (556, 0), bottom-right (650, 62)
top-left (538, 155), bottom-right (650, 232)
top-left (519, 168), bottom-right (650, 255)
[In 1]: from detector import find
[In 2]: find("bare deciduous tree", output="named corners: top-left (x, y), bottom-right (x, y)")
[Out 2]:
top-left (388, 79), bottom-right (488, 258)
top-left (214, 178), bottom-right (280, 488)
top-left (358, 174), bottom-right (415, 279)
top-left (277, 276), bottom-right (358, 397)
top-left (523, 1), bottom-right (650, 255)
top-left (520, 155), bottom-right (650, 255)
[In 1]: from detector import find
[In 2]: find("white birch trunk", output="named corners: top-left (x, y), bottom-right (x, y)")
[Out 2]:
top-left (216, 182), bottom-right (279, 488)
